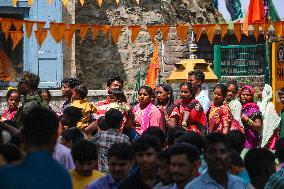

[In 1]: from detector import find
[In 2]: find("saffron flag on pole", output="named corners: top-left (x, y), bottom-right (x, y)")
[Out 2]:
top-left (243, 0), bottom-right (265, 36)
top-left (145, 43), bottom-right (159, 89)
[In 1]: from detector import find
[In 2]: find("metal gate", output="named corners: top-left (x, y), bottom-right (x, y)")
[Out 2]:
top-left (214, 44), bottom-right (268, 84)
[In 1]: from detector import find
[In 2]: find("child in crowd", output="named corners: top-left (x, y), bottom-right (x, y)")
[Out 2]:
top-left (108, 89), bottom-right (130, 113)
top-left (0, 143), bottom-right (24, 166)
top-left (1, 89), bottom-right (20, 122)
top-left (70, 85), bottom-right (97, 131)
top-left (61, 127), bottom-right (85, 149)
top-left (92, 109), bottom-right (129, 173)
top-left (229, 150), bottom-right (250, 187)
top-left (70, 140), bottom-right (104, 189)
top-left (61, 106), bottom-right (83, 129)
top-left (86, 143), bottom-right (134, 189)
top-left (41, 89), bottom-right (52, 109)
top-left (97, 116), bottom-right (109, 131)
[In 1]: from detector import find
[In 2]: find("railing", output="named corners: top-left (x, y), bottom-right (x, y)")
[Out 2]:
top-left (214, 44), bottom-right (268, 84)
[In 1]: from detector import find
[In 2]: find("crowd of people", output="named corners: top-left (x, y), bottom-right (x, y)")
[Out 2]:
top-left (1, 70), bottom-right (284, 189)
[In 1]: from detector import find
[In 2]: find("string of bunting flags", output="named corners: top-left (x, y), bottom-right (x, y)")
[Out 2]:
top-left (12, 0), bottom-right (141, 7)
top-left (0, 18), bottom-right (283, 50)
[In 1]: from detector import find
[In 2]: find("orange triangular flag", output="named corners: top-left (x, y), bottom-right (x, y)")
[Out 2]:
top-left (36, 22), bottom-right (45, 31)
top-left (28, 0), bottom-right (32, 6)
top-left (62, 0), bottom-right (67, 7)
top-left (12, 0), bottom-right (17, 7)
top-left (34, 30), bottom-right (48, 47)
top-left (192, 24), bottom-right (203, 43)
top-left (147, 26), bottom-right (160, 44)
top-left (24, 21), bottom-right (34, 39)
top-left (13, 20), bottom-right (23, 31)
top-left (1, 19), bottom-right (12, 39)
top-left (10, 31), bottom-right (24, 50)
top-left (252, 23), bottom-right (260, 40)
top-left (79, 0), bottom-right (84, 5)
top-left (219, 24), bottom-right (228, 41)
top-left (48, 0), bottom-right (52, 4)
top-left (205, 24), bottom-right (216, 44)
top-left (100, 25), bottom-right (110, 37)
top-left (64, 27), bottom-right (76, 47)
top-left (128, 25), bottom-right (141, 43)
top-left (98, 0), bottom-right (103, 7)
top-left (160, 25), bottom-right (170, 44)
top-left (50, 23), bottom-right (65, 43)
top-left (111, 26), bottom-right (123, 44)
top-left (79, 24), bottom-right (89, 42)
top-left (176, 24), bottom-right (189, 44)
top-left (261, 22), bottom-right (270, 37)
top-left (145, 43), bottom-right (159, 89)
top-left (234, 23), bottom-right (242, 42)
top-left (92, 25), bottom-right (100, 41)
top-left (273, 22), bottom-right (283, 37)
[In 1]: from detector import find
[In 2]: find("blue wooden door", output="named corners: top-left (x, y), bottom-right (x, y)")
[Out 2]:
top-left (24, 0), bottom-right (63, 88)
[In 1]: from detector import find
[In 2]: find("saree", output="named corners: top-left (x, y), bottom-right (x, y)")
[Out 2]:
top-left (240, 85), bottom-right (262, 149)
top-left (208, 102), bottom-right (233, 134)
top-left (170, 98), bottom-right (206, 135)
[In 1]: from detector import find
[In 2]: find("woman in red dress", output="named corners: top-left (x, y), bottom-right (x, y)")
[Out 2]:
top-left (169, 82), bottom-right (206, 135)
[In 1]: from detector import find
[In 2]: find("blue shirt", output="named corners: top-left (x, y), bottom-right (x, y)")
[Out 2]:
top-left (237, 170), bottom-right (250, 187)
top-left (0, 150), bottom-right (72, 189)
top-left (86, 174), bottom-right (118, 189)
top-left (185, 170), bottom-right (245, 189)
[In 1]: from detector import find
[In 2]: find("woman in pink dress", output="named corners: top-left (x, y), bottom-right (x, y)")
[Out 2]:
top-left (1, 89), bottom-right (20, 121)
top-left (132, 86), bottom-right (164, 135)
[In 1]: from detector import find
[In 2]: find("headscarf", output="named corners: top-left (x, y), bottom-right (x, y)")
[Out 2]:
top-left (240, 85), bottom-right (255, 100)
top-left (240, 85), bottom-right (259, 117)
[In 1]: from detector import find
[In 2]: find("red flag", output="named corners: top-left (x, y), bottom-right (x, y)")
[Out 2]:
top-left (243, 0), bottom-right (265, 35)
top-left (145, 43), bottom-right (159, 89)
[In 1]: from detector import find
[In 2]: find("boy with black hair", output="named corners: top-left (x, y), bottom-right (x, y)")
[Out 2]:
top-left (229, 150), bottom-right (250, 186)
top-left (92, 109), bottom-right (129, 173)
top-left (61, 127), bottom-right (85, 149)
top-left (61, 78), bottom-right (81, 110)
top-left (185, 132), bottom-right (245, 189)
top-left (143, 126), bottom-right (165, 147)
top-left (265, 138), bottom-right (284, 189)
top-left (87, 143), bottom-right (134, 189)
top-left (153, 149), bottom-right (172, 189)
top-left (70, 139), bottom-right (104, 189)
top-left (169, 143), bottom-right (200, 189)
top-left (119, 135), bottom-right (161, 189)
top-left (61, 106), bottom-right (83, 129)
top-left (167, 127), bottom-right (187, 147)
top-left (227, 130), bottom-right (246, 154)
top-left (244, 148), bottom-right (275, 189)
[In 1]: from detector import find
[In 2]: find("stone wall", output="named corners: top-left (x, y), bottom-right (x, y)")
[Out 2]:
top-left (75, 0), bottom-right (223, 90)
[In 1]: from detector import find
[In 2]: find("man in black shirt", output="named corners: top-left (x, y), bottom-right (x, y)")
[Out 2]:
top-left (118, 135), bottom-right (161, 189)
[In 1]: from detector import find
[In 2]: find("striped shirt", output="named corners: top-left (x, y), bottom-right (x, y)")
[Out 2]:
top-left (95, 98), bottom-right (110, 119)
top-left (185, 170), bottom-right (245, 189)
